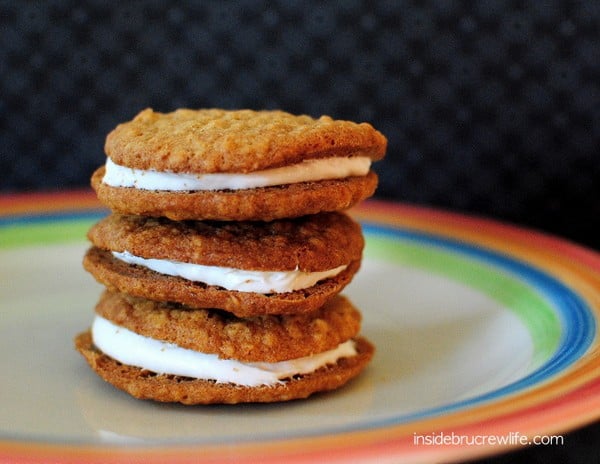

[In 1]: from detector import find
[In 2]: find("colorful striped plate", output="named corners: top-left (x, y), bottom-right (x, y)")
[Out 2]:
top-left (1, 192), bottom-right (599, 463)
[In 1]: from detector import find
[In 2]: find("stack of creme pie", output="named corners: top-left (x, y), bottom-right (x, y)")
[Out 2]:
top-left (75, 108), bottom-right (387, 404)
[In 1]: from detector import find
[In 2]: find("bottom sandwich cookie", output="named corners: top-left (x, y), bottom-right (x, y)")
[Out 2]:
top-left (74, 291), bottom-right (374, 404)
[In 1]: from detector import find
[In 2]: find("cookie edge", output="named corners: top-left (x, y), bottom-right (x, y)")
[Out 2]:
top-left (91, 167), bottom-right (378, 221)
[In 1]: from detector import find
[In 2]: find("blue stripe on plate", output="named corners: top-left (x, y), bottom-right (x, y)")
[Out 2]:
top-left (361, 222), bottom-right (596, 425)
top-left (0, 210), bottom-right (107, 227)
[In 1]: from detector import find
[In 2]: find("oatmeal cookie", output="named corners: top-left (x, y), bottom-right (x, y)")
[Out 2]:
top-left (75, 331), bottom-right (374, 404)
top-left (84, 248), bottom-right (360, 317)
top-left (93, 108), bottom-right (386, 220)
top-left (105, 108), bottom-right (386, 173)
top-left (92, 167), bottom-right (378, 221)
top-left (83, 212), bottom-right (363, 315)
top-left (94, 290), bottom-right (362, 362)
top-left (86, 212), bottom-right (363, 271)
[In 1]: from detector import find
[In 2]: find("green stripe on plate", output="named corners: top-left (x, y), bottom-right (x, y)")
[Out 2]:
top-left (365, 235), bottom-right (561, 368)
top-left (0, 219), bottom-right (94, 249)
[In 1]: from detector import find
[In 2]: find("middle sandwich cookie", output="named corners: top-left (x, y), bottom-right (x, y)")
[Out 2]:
top-left (84, 211), bottom-right (364, 317)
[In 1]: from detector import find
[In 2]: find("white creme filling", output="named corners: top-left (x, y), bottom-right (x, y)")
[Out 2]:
top-left (91, 316), bottom-right (358, 387)
top-left (113, 250), bottom-right (347, 294)
top-left (102, 156), bottom-right (371, 191)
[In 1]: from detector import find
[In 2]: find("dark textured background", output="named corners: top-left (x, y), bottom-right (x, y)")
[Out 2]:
top-left (1, 1), bottom-right (599, 462)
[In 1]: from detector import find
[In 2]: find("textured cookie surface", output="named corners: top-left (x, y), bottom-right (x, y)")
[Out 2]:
top-left (84, 247), bottom-right (360, 316)
top-left (87, 212), bottom-right (363, 271)
top-left (92, 167), bottom-right (378, 221)
top-left (75, 331), bottom-right (374, 404)
top-left (94, 290), bottom-right (361, 362)
top-left (105, 108), bottom-right (387, 173)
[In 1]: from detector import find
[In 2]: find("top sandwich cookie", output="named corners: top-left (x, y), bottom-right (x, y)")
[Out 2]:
top-left (92, 108), bottom-right (387, 221)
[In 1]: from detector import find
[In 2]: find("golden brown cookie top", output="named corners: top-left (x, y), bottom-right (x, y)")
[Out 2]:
top-left (105, 108), bottom-right (387, 173)
top-left (87, 212), bottom-right (364, 271)
top-left (94, 290), bottom-right (362, 362)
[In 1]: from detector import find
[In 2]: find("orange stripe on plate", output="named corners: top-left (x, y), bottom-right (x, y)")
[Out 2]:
top-left (0, 190), bottom-right (101, 216)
